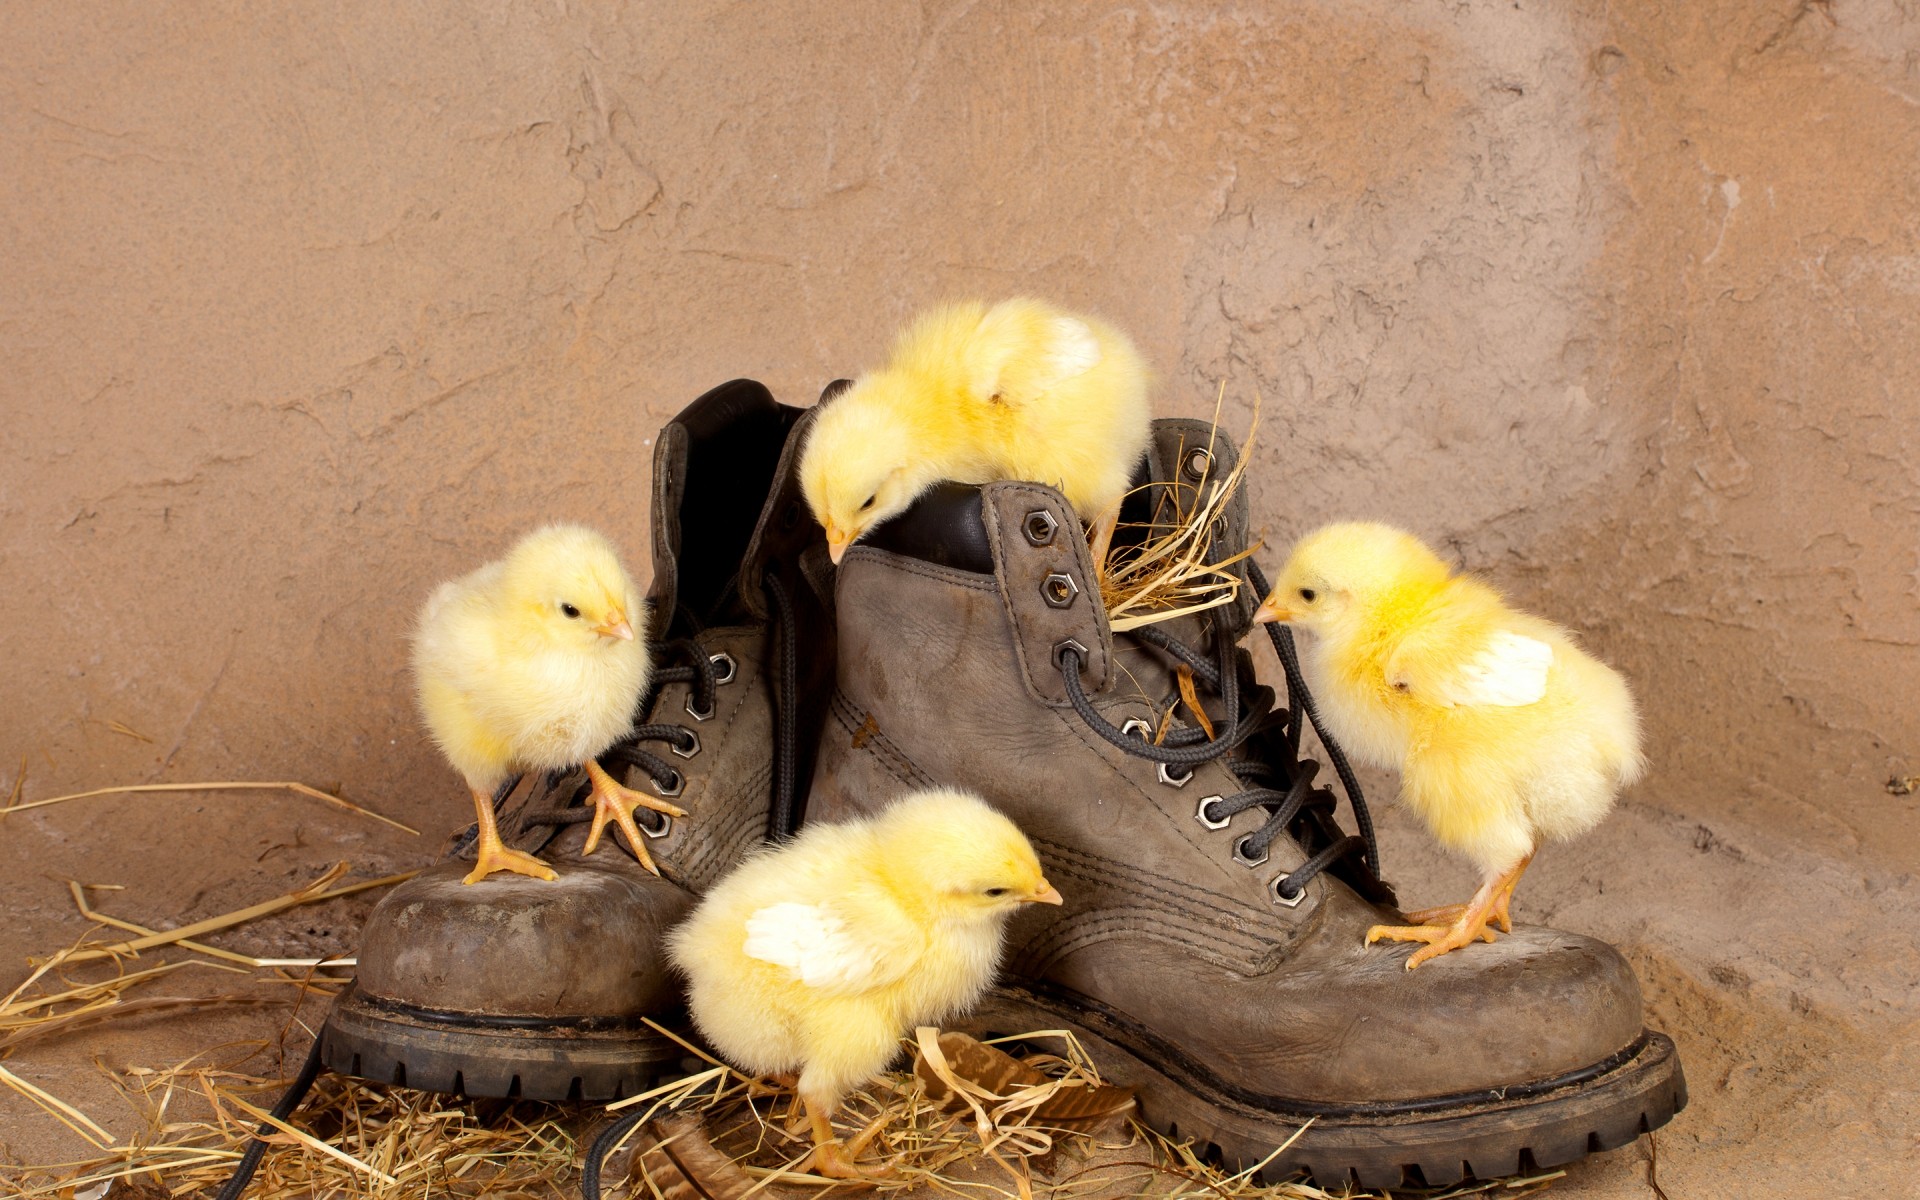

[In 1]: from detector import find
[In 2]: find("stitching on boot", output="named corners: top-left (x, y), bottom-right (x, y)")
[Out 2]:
top-left (840, 547), bottom-right (997, 590)
top-left (1035, 839), bottom-right (1295, 945)
top-left (1020, 911), bottom-right (1282, 976)
top-left (829, 691), bottom-right (938, 789)
top-left (683, 762), bottom-right (772, 891)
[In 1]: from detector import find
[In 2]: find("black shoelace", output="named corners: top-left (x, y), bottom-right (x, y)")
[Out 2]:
top-left (1054, 572), bottom-right (1389, 904)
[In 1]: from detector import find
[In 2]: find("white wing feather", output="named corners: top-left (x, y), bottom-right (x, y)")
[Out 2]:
top-left (1437, 631), bottom-right (1554, 707)
top-left (742, 902), bottom-right (878, 989)
top-left (1039, 317), bottom-right (1102, 381)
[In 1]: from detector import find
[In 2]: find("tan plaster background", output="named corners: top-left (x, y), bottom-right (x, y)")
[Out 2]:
top-left (3, 1), bottom-right (1917, 1194)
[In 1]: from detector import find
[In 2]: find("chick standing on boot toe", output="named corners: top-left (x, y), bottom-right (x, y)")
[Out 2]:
top-left (669, 788), bottom-right (1063, 1179)
top-left (1254, 522), bottom-right (1644, 969)
top-left (413, 525), bottom-right (685, 884)
top-left (800, 296), bottom-right (1151, 566)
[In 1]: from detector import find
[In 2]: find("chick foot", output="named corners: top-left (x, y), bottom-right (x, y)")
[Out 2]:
top-left (461, 785), bottom-right (558, 885)
top-left (1366, 915), bottom-right (1499, 968)
top-left (580, 758), bottom-right (689, 874)
top-left (802, 1098), bottom-right (896, 1181)
top-left (1367, 855), bottom-right (1532, 969)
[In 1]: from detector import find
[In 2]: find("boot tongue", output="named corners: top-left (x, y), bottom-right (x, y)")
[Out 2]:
top-left (736, 381), bottom-right (847, 617)
top-left (645, 380), bottom-right (798, 637)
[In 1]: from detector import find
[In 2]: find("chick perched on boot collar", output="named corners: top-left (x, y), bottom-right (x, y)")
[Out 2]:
top-left (801, 297), bottom-right (1151, 565)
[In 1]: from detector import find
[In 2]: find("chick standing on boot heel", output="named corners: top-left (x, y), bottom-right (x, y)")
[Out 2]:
top-left (668, 788), bottom-right (1063, 1179)
top-left (1254, 522), bottom-right (1644, 969)
top-left (800, 296), bottom-right (1151, 566)
top-left (413, 525), bottom-right (685, 884)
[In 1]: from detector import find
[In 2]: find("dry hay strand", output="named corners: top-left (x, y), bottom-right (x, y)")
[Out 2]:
top-left (9, 1051), bottom-right (591, 1200)
top-left (599, 1022), bottom-right (1558, 1200)
top-left (0, 779), bottom-right (419, 836)
top-left (16, 1022), bottom-right (1565, 1200)
top-left (1097, 388), bottom-right (1261, 635)
top-left (3, 865), bottom-right (397, 1055)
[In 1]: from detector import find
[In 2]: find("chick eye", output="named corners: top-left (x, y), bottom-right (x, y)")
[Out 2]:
top-left (860, 493), bottom-right (877, 512)
top-left (561, 602), bottom-right (582, 619)
top-left (983, 887), bottom-right (1009, 898)
top-left (1297, 588), bottom-right (1316, 603)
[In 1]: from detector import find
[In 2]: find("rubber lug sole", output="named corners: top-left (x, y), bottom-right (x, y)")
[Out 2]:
top-left (321, 982), bottom-right (690, 1103)
top-left (958, 981), bottom-right (1687, 1190)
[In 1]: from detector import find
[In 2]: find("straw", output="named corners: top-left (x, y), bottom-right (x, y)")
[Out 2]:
top-left (0, 779), bottom-right (419, 835)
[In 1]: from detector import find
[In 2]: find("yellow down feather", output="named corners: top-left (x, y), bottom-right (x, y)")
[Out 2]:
top-left (801, 297), bottom-right (1152, 559)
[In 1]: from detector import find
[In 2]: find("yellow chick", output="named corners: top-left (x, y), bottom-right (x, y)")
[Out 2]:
top-left (667, 788), bottom-right (1062, 1178)
top-left (1253, 522), bottom-right (1644, 969)
top-left (412, 525), bottom-right (684, 885)
top-left (801, 297), bottom-right (1151, 563)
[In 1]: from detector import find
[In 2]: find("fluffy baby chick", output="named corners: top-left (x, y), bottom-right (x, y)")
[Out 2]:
top-left (1254, 523), bottom-right (1644, 969)
top-left (413, 525), bottom-right (684, 885)
top-left (668, 788), bottom-right (1062, 1178)
top-left (801, 297), bottom-right (1151, 563)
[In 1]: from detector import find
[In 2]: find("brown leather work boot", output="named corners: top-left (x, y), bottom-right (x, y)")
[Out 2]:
top-left (806, 421), bottom-right (1685, 1189)
top-left (322, 379), bottom-right (837, 1101)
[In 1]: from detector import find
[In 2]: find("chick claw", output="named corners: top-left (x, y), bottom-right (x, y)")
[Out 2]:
top-left (580, 759), bottom-right (688, 875)
top-left (462, 838), bottom-right (558, 885)
top-left (462, 785), bottom-right (558, 885)
top-left (804, 1140), bottom-right (894, 1182)
top-left (1366, 918), bottom-right (1500, 969)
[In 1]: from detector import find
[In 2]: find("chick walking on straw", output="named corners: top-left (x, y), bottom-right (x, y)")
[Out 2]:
top-left (1254, 523), bottom-right (1644, 968)
top-left (669, 789), bottom-right (1062, 1179)
top-left (413, 525), bottom-right (685, 884)
top-left (800, 296), bottom-right (1151, 565)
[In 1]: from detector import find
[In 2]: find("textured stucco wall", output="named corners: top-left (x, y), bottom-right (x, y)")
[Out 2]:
top-left (3, 1), bottom-right (1918, 1188)
top-left (9, 0), bottom-right (1911, 845)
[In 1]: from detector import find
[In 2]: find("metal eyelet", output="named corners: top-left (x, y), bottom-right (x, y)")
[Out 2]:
top-left (652, 768), bottom-right (685, 799)
top-left (1270, 874), bottom-right (1306, 907)
top-left (1183, 448), bottom-right (1212, 481)
top-left (1158, 763), bottom-right (1193, 788)
top-left (1232, 834), bottom-right (1269, 868)
top-left (685, 695), bottom-right (715, 721)
top-left (1195, 795), bottom-right (1231, 830)
top-left (1024, 510), bottom-right (1058, 546)
top-left (1121, 718), bottom-right (1152, 739)
top-left (640, 810), bottom-right (674, 839)
top-left (1052, 638), bottom-right (1089, 672)
top-left (709, 652), bottom-right (737, 684)
top-left (1041, 572), bottom-right (1080, 608)
top-left (671, 729), bottom-right (701, 760)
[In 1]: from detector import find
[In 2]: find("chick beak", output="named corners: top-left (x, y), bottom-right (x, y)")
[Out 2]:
top-left (1251, 596), bottom-right (1292, 625)
top-left (1024, 881), bottom-right (1064, 906)
top-left (592, 608), bottom-right (636, 641)
top-left (826, 525), bottom-right (852, 565)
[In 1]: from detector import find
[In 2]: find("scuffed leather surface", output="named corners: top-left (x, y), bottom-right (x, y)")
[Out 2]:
top-left (356, 859), bottom-right (688, 1016)
top-left (811, 488), bottom-right (1646, 1105)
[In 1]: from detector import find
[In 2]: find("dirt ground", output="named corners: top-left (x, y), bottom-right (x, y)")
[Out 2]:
top-left (4, 1), bottom-right (1917, 1196)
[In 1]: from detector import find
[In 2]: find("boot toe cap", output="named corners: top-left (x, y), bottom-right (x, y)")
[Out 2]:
top-left (1329, 923), bottom-right (1648, 1100)
top-left (355, 861), bottom-right (691, 1018)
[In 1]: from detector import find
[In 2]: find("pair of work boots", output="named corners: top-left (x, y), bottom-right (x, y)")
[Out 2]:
top-left (324, 380), bottom-right (1684, 1189)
